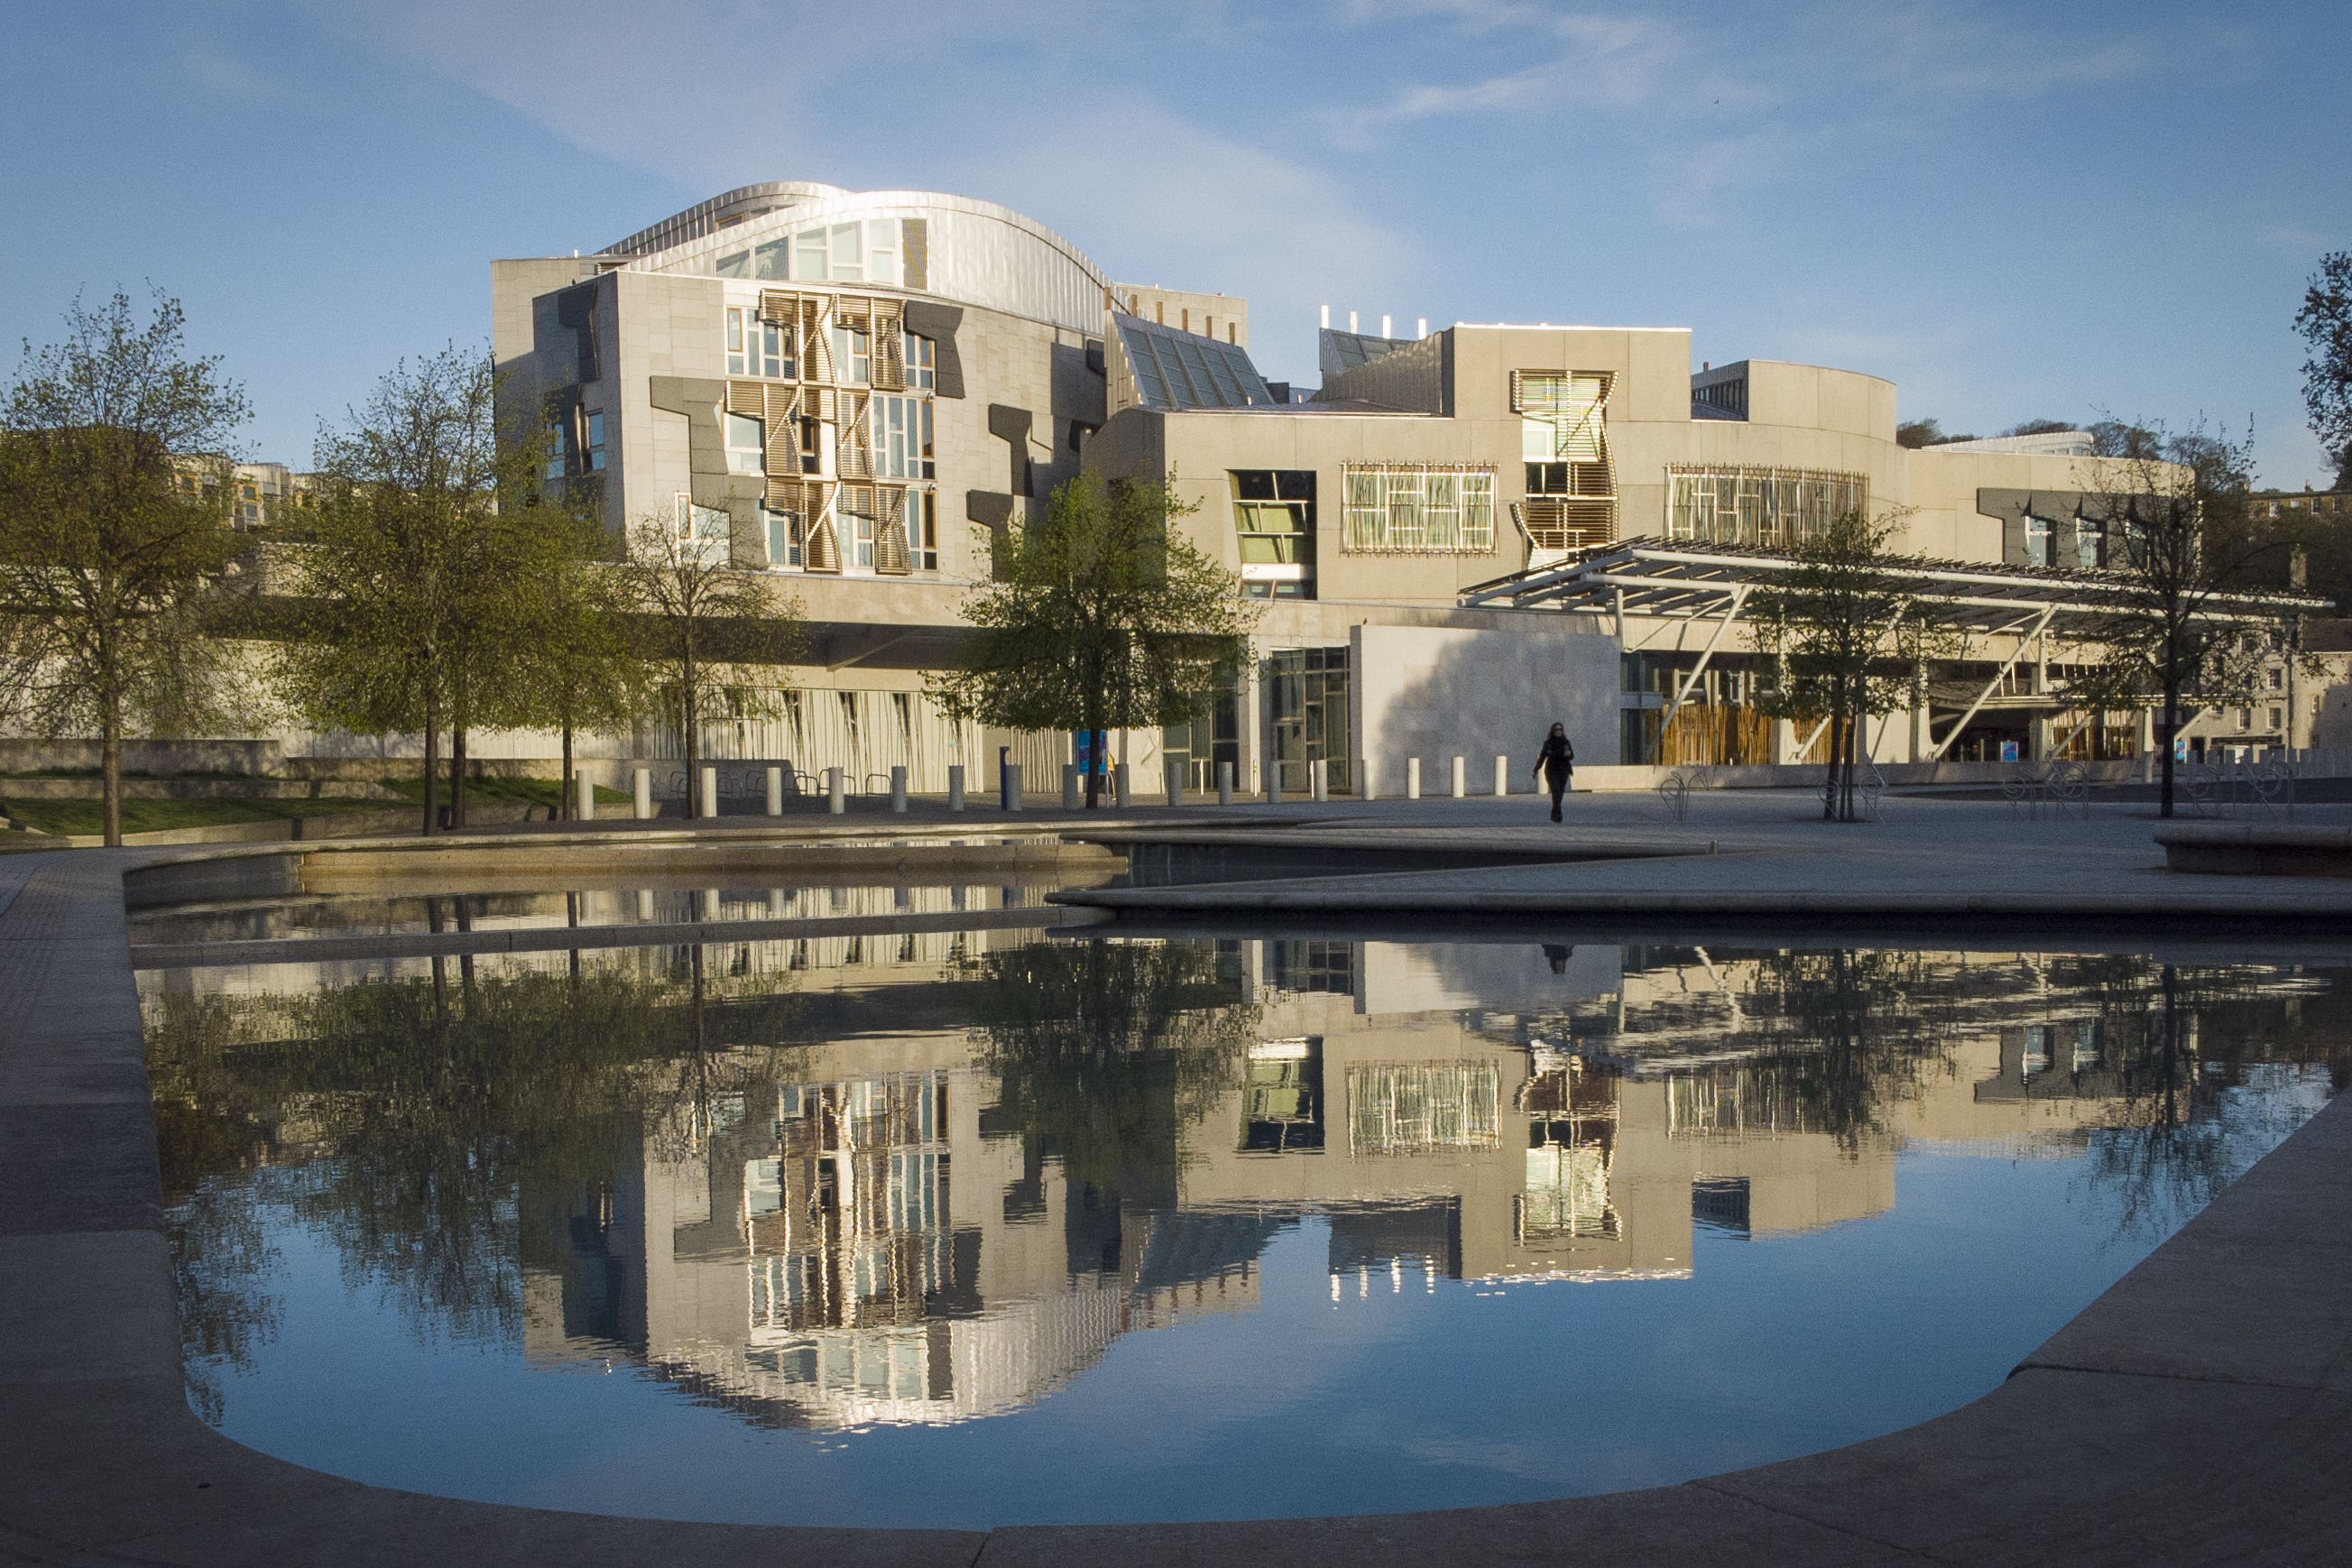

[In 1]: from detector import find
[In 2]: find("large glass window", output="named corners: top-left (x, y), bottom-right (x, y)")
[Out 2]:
top-left (902, 331), bottom-right (935, 390)
top-left (673, 495), bottom-right (732, 567)
top-left (829, 326), bottom-right (872, 385)
top-left (766, 507), bottom-right (800, 569)
top-left (1665, 466), bottom-right (1867, 549)
top-left (543, 420), bottom-right (567, 482)
top-left (584, 411), bottom-right (605, 473)
top-left (904, 488), bottom-right (937, 571)
top-left (2076, 516), bottom-right (2106, 569)
top-left (1231, 470), bottom-right (1317, 597)
top-left (725, 307), bottom-right (788, 378)
top-left (724, 412), bottom-right (764, 475)
top-left (873, 395), bottom-right (933, 479)
top-left (1340, 465), bottom-right (1496, 554)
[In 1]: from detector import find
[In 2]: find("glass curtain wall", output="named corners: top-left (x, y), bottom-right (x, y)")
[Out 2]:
top-left (1265, 647), bottom-right (1351, 794)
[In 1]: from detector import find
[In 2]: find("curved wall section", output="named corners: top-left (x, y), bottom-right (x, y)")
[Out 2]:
top-left (624, 186), bottom-right (1111, 336)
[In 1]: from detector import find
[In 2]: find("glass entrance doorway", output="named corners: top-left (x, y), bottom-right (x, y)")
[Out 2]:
top-left (1267, 646), bottom-right (1351, 794)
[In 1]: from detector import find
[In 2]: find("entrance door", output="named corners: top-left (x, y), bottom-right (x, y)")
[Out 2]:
top-left (1266, 647), bottom-right (1351, 794)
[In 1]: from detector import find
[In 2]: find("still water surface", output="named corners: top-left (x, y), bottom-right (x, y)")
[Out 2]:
top-left (144, 930), bottom-right (2347, 1526)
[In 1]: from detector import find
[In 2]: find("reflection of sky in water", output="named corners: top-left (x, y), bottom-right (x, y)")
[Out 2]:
top-left (152, 937), bottom-right (2345, 1528)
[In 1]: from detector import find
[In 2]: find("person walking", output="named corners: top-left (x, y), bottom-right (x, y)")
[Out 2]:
top-left (1532, 723), bottom-right (1575, 823)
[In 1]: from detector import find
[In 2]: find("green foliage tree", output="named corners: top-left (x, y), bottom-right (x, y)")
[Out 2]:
top-left (512, 512), bottom-right (647, 819)
top-left (2295, 250), bottom-right (2352, 492)
top-left (623, 507), bottom-right (802, 817)
top-left (2065, 424), bottom-right (2304, 818)
top-left (279, 346), bottom-right (581, 835)
top-left (931, 476), bottom-right (1256, 807)
top-left (1748, 511), bottom-right (1953, 822)
top-left (0, 291), bottom-right (253, 845)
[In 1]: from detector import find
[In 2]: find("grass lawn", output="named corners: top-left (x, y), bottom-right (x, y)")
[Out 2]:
top-left (0, 796), bottom-right (406, 838)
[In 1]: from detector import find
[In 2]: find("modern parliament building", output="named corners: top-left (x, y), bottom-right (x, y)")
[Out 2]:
top-left (492, 182), bottom-right (2309, 797)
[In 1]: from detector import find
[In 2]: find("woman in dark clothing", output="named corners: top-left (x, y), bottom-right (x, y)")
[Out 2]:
top-left (1532, 724), bottom-right (1574, 822)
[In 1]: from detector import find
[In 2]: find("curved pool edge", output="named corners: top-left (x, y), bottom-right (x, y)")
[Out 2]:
top-left (5, 847), bottom-right (2347, 1568)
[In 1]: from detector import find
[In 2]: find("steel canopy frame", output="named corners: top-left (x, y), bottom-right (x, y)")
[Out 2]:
top-left (1461, 537), bottom-right (2326, 641)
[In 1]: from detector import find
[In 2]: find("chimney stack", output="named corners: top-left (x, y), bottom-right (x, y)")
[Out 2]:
top-left (1320, 304), bottom-right (1331, 329)
top-left (1348, 310), bottom-right (1359, 333)
top-left (1381, 313), bottom-right (1392, 338)
top-left (1417, 318), bottom-right (1427, 337)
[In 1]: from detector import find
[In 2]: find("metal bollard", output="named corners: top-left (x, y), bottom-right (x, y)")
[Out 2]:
top-left (1452, 755), bottom-right (1466, 798)
top-left (635, 888), bottom-right (654, 922)
top-left (890, 765), bottom-right (908, 814)
top-left (632, 767), bottom-right (652, 820)
top-left (1311, 757), bottom-right (1328, 802)
top-left (1265, 761), bottom-right (1282, 805)
top-left (1002, 762), bottom-right (1023, 812)
top-left (1164, 757), bottom-right (1185, 807)
top-left (1062, 764), bottom-right (1081, 810)
top-left (1113, 761), bottom-right (1130, 808)
top-left (1407, 758), bottom-right (1422, 799)
top-left (765, 765), bottom-right (784, 816)
top-left (1357, 757), bottom-right (1375, 801)
top-left (1494, 753), bottom-right (1508, 797)
top-left (576, 768), bottom-right (595, 823)
top-left (826, 766), bottom-right (845, 815)
top-left (947, 763), bottom-right (965, 812)
top-left (699, 766), bottom-right (720, 818)
top-left (1216, 761), bottom-right (1234, 806)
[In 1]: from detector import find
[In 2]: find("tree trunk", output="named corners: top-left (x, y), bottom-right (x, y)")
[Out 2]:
top-left (560, 721), bottom-right (575, 822)
top-left (422, 693), bottom-right (440, 837)
top-left (682, 645), bottom-right (699, 820)
top-left (450, 724), bottom-right (468, 831)
top-left (1082, 710), bottom-right (1103, 810)
top-left (100, 701), bottom-right (124, 849)
top-left (1821, 689), bottom-right (1843, 821)
top-left (2158, 678), bottom-right (2179, 818)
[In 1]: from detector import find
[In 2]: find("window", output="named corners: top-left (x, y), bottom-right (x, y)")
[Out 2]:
top-left (2269, 706), bottom-right (2283, 732)
top-left (904, 489), bottom-right (937, 571)
top-left (1526, 462), bottom-right (1570, 495)
top-left (2076, 516), bottom-right (2106, 569)
top-left (798, 417), bottom-right (822, 475)
top-left (2025, 515), bottom-right (2052, 568)
top-left (1665, 466), bottom-right (1867, 549)
top-left (829, 325), bottom-right (871, 385)
top-left (1340, 465), bottom-right (1496, 554)
top-left (584, 411), bottom-right (605, 474)
top-left (716, 251), bottom-right (750, 278)
top-left (753, 238), bottom-right (789, 280)
top-left (902, 331), bottom-right (935, 391)
top-left (673, 494), bottom-right (732, 567)
top-left (873, 395), bottom-right (933, 478)
top-left (544, 420), bottom-right (567, 482)
top-left (766, 508), bottom-right (800, 568)
top-left (1231, 470), bottom-right (1317, 596)
top-left (849, 505), bottom-right (878, 568)
top-left (2268, 667), bottom-right (2284, 690)
top-left (724, 306), bottom-right (787, 378)
top-left (725, 412), bottom-right (764, 475)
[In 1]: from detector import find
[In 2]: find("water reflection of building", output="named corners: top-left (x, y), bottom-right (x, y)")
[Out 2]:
top-left (515, 936), bottom-right (2323, 1425)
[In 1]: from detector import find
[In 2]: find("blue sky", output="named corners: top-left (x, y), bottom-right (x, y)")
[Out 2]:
top-left (4, 0), bottom-right (2346, 484)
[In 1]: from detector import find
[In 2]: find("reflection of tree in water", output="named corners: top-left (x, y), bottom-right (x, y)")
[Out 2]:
top-left (964, 938), bottom-right (1257, 1197)
top-left (148, 949), bottom-right (807, 1415)
top-left (2076, 961), bottom-right (2352, 1241)
top-left (1736, 949), bottom-right (1971, 1152)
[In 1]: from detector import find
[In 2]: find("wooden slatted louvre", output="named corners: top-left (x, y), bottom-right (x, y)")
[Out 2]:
top-left (796, 296), bottom-right (833, 384)
top-left (870, 298), bottom-right (907, 392)
top-left (725, 380), bottom-right (766, 417)
top-left (835, 391), bottom-right (873, 479)
top-left (873, 484), bottom-right (912, 575)
top-left (801, 482), bottom-right (842, 573)
top-left (1515, 498), bottom-right (1616, 552)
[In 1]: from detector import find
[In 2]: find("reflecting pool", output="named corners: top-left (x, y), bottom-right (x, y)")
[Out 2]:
top-left (143, 932), bottom-right (2348, 1527)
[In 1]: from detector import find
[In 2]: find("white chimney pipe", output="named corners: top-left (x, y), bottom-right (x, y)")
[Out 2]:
top-left (1417, 317), bottom-right (1427, 337)
top-left (1320, 304), bottom-right (1331, 329)
top-left (1349, 309), bottom-right (1359, 333)
top-left (1381, 313), bottom-right (1392, 338)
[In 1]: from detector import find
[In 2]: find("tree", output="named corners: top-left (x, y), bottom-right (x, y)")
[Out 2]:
top-left (931, 475), bottom-right (1256, 807)
top-left (2002, 418), bottom-right (2076, 438)
top-left (2066, 424), bottom-right (2300, 818)
top-left (1895, 419), bottom-right (1946, 449)
top-left (512, 512), bottom-right (646, 819)
top-left (279, 346), bottom-right (576, 835)
top-left (0, 291), bottom-right (253, 846)
top-left (2295, 251), bottom-right (2352, 492)
top-left (1749, 511), bottom-right (1952, 822)
top-left (623, 507), bottom-right (801, 818)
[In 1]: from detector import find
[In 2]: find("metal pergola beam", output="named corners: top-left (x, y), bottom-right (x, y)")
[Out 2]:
top-left (1925, 605), bottom-right (2056, 761)
top-left (1646, 585), bottom-right (1750, 763)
